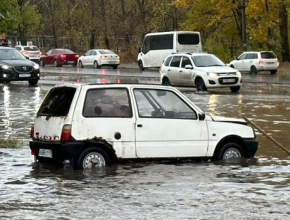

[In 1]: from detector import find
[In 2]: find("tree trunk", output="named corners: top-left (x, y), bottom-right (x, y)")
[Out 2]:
top-left (279, 0), bottom-right (290, 62)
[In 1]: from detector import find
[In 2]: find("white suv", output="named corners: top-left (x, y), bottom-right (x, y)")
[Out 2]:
top-left (29, 83), bottom-right (258, 170)
top-left (160, 53), bottom-right (242, 93)
top-left (229, 51), bottom-right (279, 75)
top-left (15, 45), bottom-right (41, 64)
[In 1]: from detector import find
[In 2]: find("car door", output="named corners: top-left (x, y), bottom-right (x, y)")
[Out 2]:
top-left (133, 88), bottom-right (209, 158)
top-left (179, 56), bottom-right (194, 86)
top-left (235, 53), bottom-right (247, 71)
top-left (88, 50), bottom-right (97, 65)
top-left (45, 49), bottom-right (54, 64)
top-left (81, 50), bottom-right (91, 65)
top-left (166, 56), bottom-right (182, 85)
top-left (244, 53), bottom-right (256, 71)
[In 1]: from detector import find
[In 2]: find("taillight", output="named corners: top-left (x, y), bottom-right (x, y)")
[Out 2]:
top-left (31, 149), bottom-right (36, 155)
top-left (30, 125), bottom-right (34, 138)
top-left (60, 54), bottom-right (66, 58)
top-left (23, 51), bottom-right (29, 56)
top-left (277, 61), bottom-right (280, 67)
top-left (61, 124), bottom-right (72, 141)
top-left (101, 56), bottom-right (106, 60)
top-left (75, 54), bottom-right (79, 58)
top-left (258, 59), bottom-right (264, 66)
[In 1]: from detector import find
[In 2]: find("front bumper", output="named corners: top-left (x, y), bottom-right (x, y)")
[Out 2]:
top-left (244, 138), bottom-right (259, 158)
top-left (0, 69), bottom-right (40, 81)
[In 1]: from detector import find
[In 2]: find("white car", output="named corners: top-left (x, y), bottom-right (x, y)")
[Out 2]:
top-left (15, 45), bottom-right (41, 64)
top-left (160, 53), bottom-right (242, 93)
top-left (229, 51), bottom-right (279, 75)
top-left (29, 83), bottom-right (258, 170)
top-left (77, 49), bottom-right (120, 69)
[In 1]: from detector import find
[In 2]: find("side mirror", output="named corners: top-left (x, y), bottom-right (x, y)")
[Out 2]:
top-left (185, 64), bottom-right (193, 69)
top-left (198, 113), bottom-right (205, 120)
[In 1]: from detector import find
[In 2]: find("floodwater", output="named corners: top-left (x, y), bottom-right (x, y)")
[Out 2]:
top-left (1, 82), bottom-right (290, 219)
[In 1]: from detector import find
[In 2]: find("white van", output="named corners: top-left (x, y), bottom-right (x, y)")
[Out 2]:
top-left (137, 31), bottom-right (202, 70)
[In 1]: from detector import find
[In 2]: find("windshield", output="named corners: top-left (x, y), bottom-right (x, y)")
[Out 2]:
top-left (191, 54), bottom-right (225, 67)
top-left (0, 49), bottom-right (26, 60)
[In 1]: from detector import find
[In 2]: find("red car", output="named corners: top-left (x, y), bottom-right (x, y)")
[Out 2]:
top-left (40, 48), bottom-right (79, 67)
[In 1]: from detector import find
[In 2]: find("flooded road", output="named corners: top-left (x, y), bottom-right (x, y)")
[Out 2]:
top-left (1, 81), bottom-right (290, 219)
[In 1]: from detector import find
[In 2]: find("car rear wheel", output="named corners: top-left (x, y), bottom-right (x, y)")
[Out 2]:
top-left (28, 79), bottom-right (38, 86)
top-left (195, 78), bottom-right (207, 91)
top-left (39, 59), bottom-right (45, 67)
top-left (54, 59), bottom-right (61, 67)
top-left (112, 65), bottom-right (118, 69)
top-left (217, 142), bottom-right (244, 160)
top-left (76, 147), bottom-right (111, 169)
top-left (230, 86), bottom-right (240, 93)
top-left (78, 60), bottom-right (84, 68)
top-left (250, 66), bottom-right (258, 74)
top-left (138, 60), bottom-right (145, 71)
top-left (94, 61), bottom-right (101, 69)
top-left (270, 70), bottom-right (277, 75)
top-left (162, 77), bottom-right (171, 86)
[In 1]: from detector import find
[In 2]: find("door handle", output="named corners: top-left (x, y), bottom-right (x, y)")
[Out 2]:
top-left (137, 124), bottom-right (142, 127)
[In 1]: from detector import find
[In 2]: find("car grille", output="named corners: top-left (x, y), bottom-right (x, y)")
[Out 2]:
top-left (218, 77), bottom-right (239, 85)
top-left (13, 66), bottom-right (34, 74)
top-left (218, 72), bottom-right (236, 76)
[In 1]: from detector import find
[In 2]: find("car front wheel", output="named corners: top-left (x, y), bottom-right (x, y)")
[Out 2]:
top-left (270, 70), bottom-right (277, 75)
top-left (78, 60), bottom-right (84, 68)
top-left (217, 142), bottom-right (244, 161)
top-left (195, 78), bottom-right (207, 91)
top-left (28, 79), bottom-right (39, 86)
top-left (76, 147), bottom-right (111, 169)
top-left (40, 59), bottom-right (45, 67)
top-left (138, 60), bottom-right (145, 71)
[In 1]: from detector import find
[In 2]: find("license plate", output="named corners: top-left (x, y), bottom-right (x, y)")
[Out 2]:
top-left (108, 61), bottom-right (115, 64)
top-left (223, 79), bottom-right (235, 83)
top-left (30, 55), bottom-right (37, 57)
top-left (39, 149), bottom-right (52, 158)
top-left (19, 74), bottom-right (31, 78)
top-left (266, 62), bottom-right (274, 64)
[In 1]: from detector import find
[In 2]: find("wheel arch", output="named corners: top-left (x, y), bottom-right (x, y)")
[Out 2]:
top-left (212, 135), bottom-right (248, 160)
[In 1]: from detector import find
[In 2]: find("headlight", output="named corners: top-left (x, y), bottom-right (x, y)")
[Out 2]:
top-left (1, 65), bottom-right (10, 70)
top-left (33, 63), bottom-right (40, 70)
top-left (236, 71), bottom-right (241, 77)
top-left (207, 72), bottom-right (218, 77)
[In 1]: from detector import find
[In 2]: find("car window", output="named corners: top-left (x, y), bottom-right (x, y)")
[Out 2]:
top-left (191, 54), bottom-right (224, 67)
top-left (46, 50), bottom-right (52, 55)
top-left (90, 51), bottom-right (96, 56)
top-left (170, 56), bottom-right (181, 67)
top-left (84, 50), bottom-right (91, 56)
top-left (245, 53), bottom-right (256, 59)
top-left (261, 52), bottom-right (277, 59)
top-left (163, 56), bottom-right (173, 66)
top-left (37, 87), bottom-right (76, 116)
top-left (23, 46), bottom-right (39, 51)
top-left (181, 56), bottom-right (192, 68)
top-left (238, 54), bottom-right (247, 60)
top-left (99, 50), bottom-right (114, 54)
top-left (83, 88), bottom-right (132, 117)
top-left (0, 49), bottom-right (26, 60)
top-left (15, 47), bottom-right (21, 51)
top-left (133, 89), bottom-right (197, 119)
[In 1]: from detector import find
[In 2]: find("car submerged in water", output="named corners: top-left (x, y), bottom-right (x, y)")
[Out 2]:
top-left (0, 46), bottom-right (40, 86)
top-left (29, 83), bottom-right (258, 169)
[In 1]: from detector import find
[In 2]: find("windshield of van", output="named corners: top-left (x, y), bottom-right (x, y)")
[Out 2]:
top-left (37, 87), bottom-right (76, 116)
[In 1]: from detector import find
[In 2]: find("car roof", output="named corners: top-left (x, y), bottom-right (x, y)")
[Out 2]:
top-left (0, 46), bottom-right (15, 50)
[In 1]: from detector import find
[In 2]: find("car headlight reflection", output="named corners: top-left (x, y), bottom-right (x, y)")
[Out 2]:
top-left (1, 65), bottom-right (10, 70)
top-left (207, 72), bottom-right (218, 78)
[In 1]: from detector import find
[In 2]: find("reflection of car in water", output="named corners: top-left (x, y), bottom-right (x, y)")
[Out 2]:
top-left (30, 84), bottom-right (258, 170)
top-left (0, 46), bottom-right (40, 85)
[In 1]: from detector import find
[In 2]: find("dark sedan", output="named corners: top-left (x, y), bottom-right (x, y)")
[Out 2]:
top-left (40, 48), bottom-right (79, 67)
top-left (0, 47), bottom-right (40, 86)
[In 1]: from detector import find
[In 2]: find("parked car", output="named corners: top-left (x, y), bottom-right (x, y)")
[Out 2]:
top-left (160, 53), bottom-right (242, 93)
top-left (78, 49), bottom-right (120, 69)
top-left (39, 48), bottom-right (79, 67)
top-left (15, 45), bottom-right (41, 64)
top-left (0, 46), bottom-right (40, 85)
top-left (29, 83), bottom-right (258, 170)
top-left (229, 51), bottom-right (279, 75)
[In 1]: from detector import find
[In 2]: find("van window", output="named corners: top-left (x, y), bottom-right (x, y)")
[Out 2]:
top-left (261, 52), bottom-right (276, 59)
top-left (148, 34), bottom-right (173, 50)
top-left (37, 87), bottom-right (76, 116)
top-left (178, 33), bottom-right (200, 45)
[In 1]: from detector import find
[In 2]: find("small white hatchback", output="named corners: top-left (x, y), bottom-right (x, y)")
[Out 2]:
top-left (29, 83), bottom-right (258, 169)
top-left (160, 53), bottom-right (242, 93)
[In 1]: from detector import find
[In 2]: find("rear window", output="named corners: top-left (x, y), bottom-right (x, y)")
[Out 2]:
top-left (261, 52), bottom-right (277, 59)
top-left (99, 50), bottom-right (114, 54)
top-left (177, 33), bottom-right (200, 45)
top-left (23, 46), bottom-right (39, 51)
top-left (37, 87), bottom-right (76, 116)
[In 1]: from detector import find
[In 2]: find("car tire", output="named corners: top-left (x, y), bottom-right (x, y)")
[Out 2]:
top-left (250, 66), bottom-right (258, 74)
top-left (162, 77), bottom-right (171, 86)
top-left (76, 147), bottom-right (111, 169)
top-left (40, 59), bottom-right (45, 67)
top-left (217, 142), bottom-right (244, 161)
top-left (54, 59), bottom-right (61, 67)
top-left (78, 60), bottom-right (84, 68)
top-left (195, 78), bottom-right (207, 91)
top-left (94, 61), bottom-right (101, 69)
top-left (270, 70), bottom-right (277, 75)
top-left (112, 65), bottom-right (118, 69)
top-left (230, 86), bottom-right (240, 93)
top-left (138, 60), bottom-right (145, 71)
top-left (28, 79), bottom-right (39, 86)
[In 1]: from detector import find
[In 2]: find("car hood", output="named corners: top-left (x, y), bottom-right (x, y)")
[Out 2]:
top-left (207, 115), bottom-right (247, 125)
top-left (195, 66), bottom-right (237, 73)
top-left (0, 59), bottom-right (35, 66)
